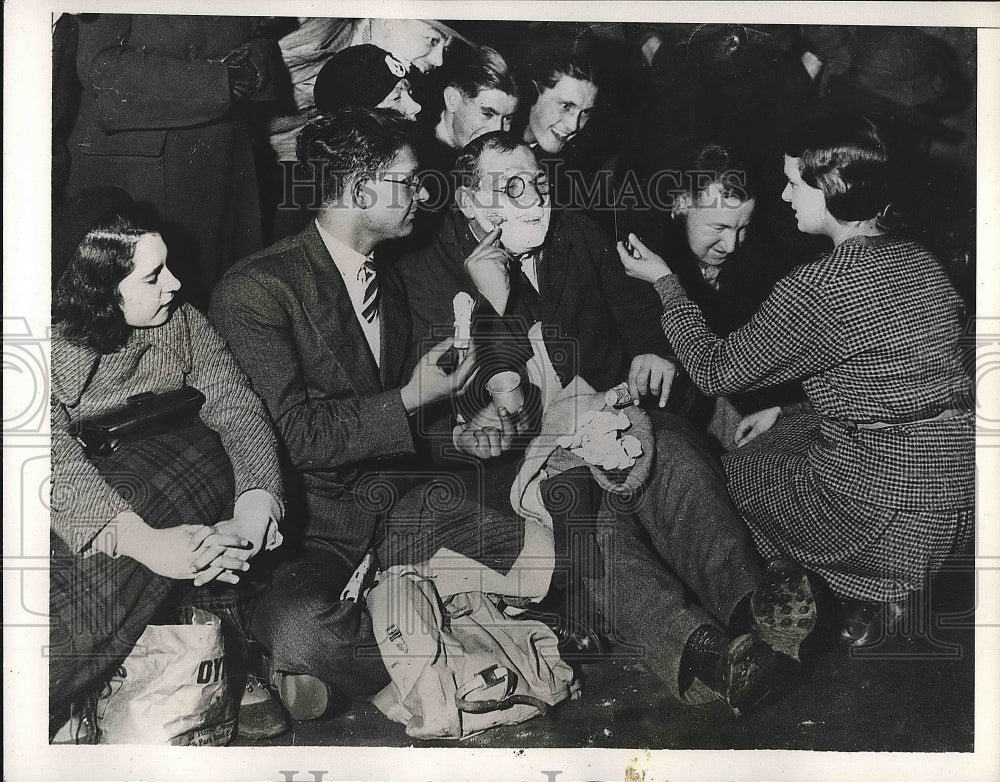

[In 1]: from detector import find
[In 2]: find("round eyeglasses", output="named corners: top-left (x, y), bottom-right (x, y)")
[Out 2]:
top-left (491, 174), bottom-right (550, 200)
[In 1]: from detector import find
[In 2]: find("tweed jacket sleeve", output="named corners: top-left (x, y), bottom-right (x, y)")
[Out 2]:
top-left (180, 306), bottom-right (284, 505)
top-left (50, 395), bottom-right (132, 555)
top-left (652, 234), bottom-right (971, 423)
top-left (653, 262), bottom-right (842, 397)
top-left (210, 267), bottom-right (415, 473)
top-left (49, 305), bottom-right (283, 554)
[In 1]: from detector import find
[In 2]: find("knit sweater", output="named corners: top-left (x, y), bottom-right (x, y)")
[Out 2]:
top-left (51, 304), bottom-right (283, 554)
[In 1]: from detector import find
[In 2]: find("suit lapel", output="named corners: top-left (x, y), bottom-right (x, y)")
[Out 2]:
top-left (378, 265), bottom-right (409, 388)
top-left (538, 211), bottom-right (568, 315)
top-left (301, 224), bottom-right (383, 394)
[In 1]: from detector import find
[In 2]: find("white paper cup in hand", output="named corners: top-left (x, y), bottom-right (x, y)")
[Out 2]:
top-left (486, 371), bottom-right (525, 413)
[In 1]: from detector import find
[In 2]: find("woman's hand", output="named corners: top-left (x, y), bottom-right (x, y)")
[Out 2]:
top-left (616, 233), bottom-right (673, 284)
top-left (734, 406), bottom-right (781, 448)
top-left (115, 521), bottom-right (252, 585)
top-left (213, 514), bottom-right (272, 559)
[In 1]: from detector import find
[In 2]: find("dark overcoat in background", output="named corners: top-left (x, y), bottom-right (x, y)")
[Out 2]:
top-left (67, 14), bottom-right (279, 309)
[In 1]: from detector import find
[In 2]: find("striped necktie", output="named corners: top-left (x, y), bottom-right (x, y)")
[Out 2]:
top-left (359, 259), bottom-right (380, 323)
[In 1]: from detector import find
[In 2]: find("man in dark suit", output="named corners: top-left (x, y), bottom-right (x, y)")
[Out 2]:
top-left (210, 109), bottom-right (531, 721)
top-left (397, 131), bottom-right (813, 717)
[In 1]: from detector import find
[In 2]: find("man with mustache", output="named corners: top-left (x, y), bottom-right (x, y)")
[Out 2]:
top-left (398, 131), bottom-right (814, 717)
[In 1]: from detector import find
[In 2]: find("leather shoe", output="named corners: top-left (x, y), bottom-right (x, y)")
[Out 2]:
top-left (270, 669), bottom-right (349, 722)
top-left (683, 624), bottom-right (783, 718)
top-left (838, 597), bottom-right (908, 647)
top-left (238, 674), bottom-right (291, 739)
top-left (751, 559), bottom-right (817, 661)
top-left (515, 606), bottom-right (610, 661)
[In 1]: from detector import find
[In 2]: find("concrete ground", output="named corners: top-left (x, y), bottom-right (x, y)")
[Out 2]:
top-left (234, 563), bottom-right (974, 752)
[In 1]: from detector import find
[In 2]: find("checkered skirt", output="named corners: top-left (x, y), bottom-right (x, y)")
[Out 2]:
top-left (723, 412), bottom-right (974, 601)
top-left (49, 423), bottom-right (235, 718)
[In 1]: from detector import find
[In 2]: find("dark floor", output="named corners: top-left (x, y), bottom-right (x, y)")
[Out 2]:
top-left (234, 564), bottom-right (975, 752)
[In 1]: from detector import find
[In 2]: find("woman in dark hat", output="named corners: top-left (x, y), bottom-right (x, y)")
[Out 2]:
top-left (314, 44), bottom-right (422, 120)
top-left (619, 114), bottom-right (973, 646)
top-left (49, 189), bottom-right (285, 741)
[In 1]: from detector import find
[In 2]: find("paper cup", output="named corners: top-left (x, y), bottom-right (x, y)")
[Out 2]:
top-left (486, 371), bottom-right (525, 413)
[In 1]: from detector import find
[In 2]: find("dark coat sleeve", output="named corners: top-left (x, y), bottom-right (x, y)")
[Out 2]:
top-left (75, 14), bottom-right (277, 132)
top-left (586, 218), bottom-right (677, 362)
top-left (209, 268), bottom-right (414, 474)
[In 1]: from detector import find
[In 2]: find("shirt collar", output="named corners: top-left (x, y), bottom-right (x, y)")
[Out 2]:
top-left (315, 219), bottom-right (373, 281)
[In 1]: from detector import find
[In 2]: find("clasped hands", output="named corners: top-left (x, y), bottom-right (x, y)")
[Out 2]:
top-left (116, 515), bottom-right (270, 587)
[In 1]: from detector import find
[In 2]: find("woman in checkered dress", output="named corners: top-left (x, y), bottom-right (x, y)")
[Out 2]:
top-left (49, 190), bottom-right (284, 738)
top-left (618, 114), bottom-right (973, 642)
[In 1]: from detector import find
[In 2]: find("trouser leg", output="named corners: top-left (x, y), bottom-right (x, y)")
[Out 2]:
top-left (379, 475), bottom-right (525, 573)
top-left (634, 412), bottom-right (762, 625)
top-left (246, 543), bottom-right (389, 699)
top-left (539, 466), bottom-right (606, 628)
top-left (378, 479), bottom-right (541, 598)
top-left (586, 511), bottom-right (715, 702)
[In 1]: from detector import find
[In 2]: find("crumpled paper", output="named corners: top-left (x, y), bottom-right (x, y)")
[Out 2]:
top-left (555, 409), bottom-right (643, 471)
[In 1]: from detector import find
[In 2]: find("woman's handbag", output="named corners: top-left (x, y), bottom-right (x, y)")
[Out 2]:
top-left (69, 386), bottom-right (205, 457)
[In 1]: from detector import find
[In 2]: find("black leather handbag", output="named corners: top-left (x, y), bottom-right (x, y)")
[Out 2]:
top-left (69, 386), bottom-right (206, 458)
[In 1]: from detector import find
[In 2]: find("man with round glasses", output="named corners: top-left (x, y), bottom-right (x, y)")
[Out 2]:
top-left (398, 131), bottom-right (809, 716)
top-left (402, 131), bottom-right (679, 424)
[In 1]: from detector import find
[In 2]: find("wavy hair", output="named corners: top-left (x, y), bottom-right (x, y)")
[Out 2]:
top-left (784, 114), bottom-right (892, 223)
top-left (447, 45), bottom-right (518, 101)
top-left (53, 213), bottom-right (157, 354)
top-left (295, 106), bottom-right (415, 204)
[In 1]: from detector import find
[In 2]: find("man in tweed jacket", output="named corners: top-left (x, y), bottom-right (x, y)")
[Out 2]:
top-left (211, 108), bottom-right (533, 721)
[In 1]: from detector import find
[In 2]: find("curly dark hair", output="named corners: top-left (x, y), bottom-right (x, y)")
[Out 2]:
top-left (53, 213), bottom-right (158, 354)
top-left (295, 106), bottom-right (416, 205)
top-left (784, 113), bottom-right (891, 223)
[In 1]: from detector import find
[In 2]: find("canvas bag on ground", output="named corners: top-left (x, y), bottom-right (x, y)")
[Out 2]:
top-left (369, 568), bottom-right (579, 739)
top-left (95, 607), bottom-right (235, 745)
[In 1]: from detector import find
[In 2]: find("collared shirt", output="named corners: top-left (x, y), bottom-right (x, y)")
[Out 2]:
top-left (315, 220), bottom-right (381, 366)
top-left (520, 254), bottom-right (540, 292)
top-left (698, 262), bottom-right (722, 291)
